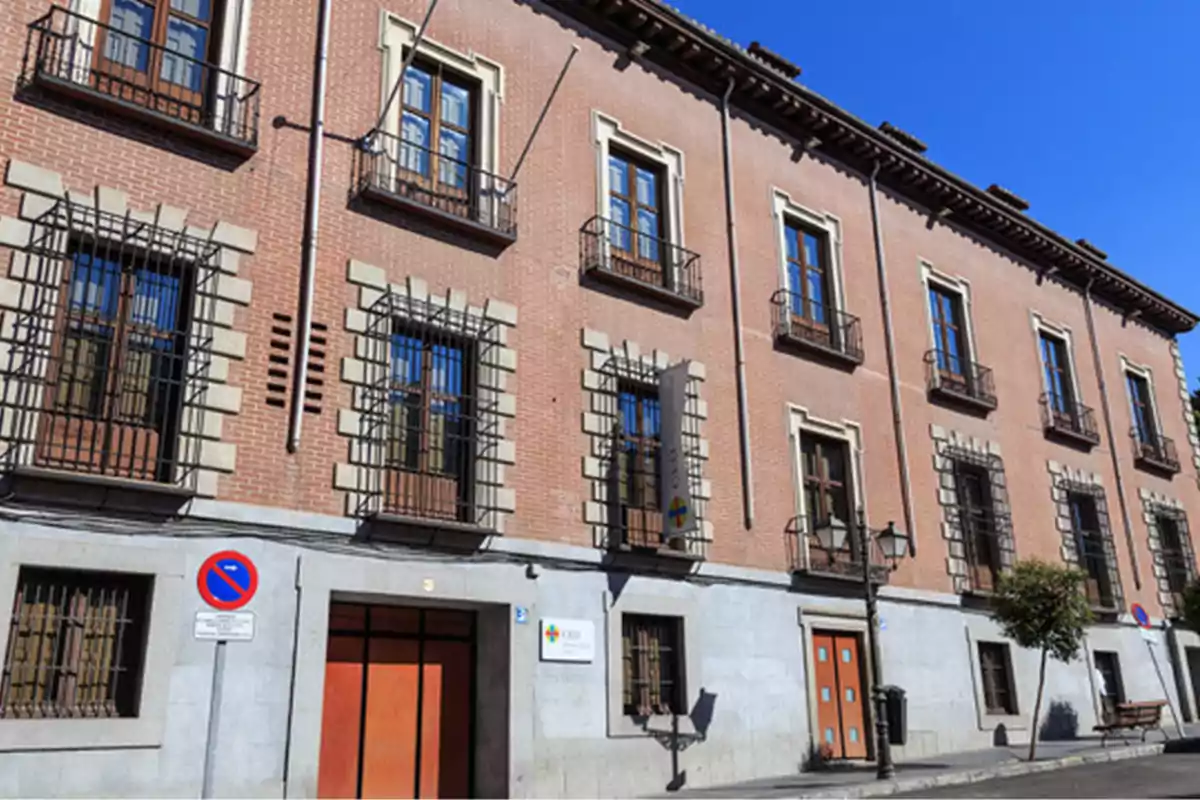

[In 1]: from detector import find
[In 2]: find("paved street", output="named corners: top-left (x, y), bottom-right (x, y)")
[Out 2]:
top-left (896, 753), bottom-right (1200, 798)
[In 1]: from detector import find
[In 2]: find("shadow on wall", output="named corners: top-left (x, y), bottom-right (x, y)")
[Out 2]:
top-left (1039, 700), bottom-right (1080, 741)
top-left (993, 723), bottom-right (1009, 747)
top-left (638, 688), bottom-right (718, 792)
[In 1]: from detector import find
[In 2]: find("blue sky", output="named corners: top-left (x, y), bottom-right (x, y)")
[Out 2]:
top-left (671, 0), bottom-right (1200, 387)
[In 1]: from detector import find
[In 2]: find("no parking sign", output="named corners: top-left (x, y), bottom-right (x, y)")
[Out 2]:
top-left (197, 550), bottom-right (259, 611)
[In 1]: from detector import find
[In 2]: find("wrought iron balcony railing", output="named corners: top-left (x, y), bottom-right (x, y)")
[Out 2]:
top-left (924, 349), bottom-right (998, 411)
top-left (580, 216), bottom-right (703, 308)
top-left (1040, 393), bottom-right (1101, 447)
top-left (786, 515), bottom-right (890, 583)
top-left (771, 290), bottom-right (864, 366)
top-left (21, 6), bottom-right (260, 153)
top-left (1131, 429), bottom-right (1180, 474)
top-left (356, 129), bottom-right (517, 244)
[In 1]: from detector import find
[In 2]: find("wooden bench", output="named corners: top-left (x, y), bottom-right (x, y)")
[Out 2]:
top-left (1093, 700), bottom-right (1167, 746)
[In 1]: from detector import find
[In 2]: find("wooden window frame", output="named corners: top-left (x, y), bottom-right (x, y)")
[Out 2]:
top-left (1157, 514), bottom-right (1192, 599)
top-left (607, 148), bottom-right (667, 281)
top-left (977, 641), bottom-right (1017, 716)
top-left (1068, 492), bottom-right (1115, 609)
top-left (954, 462), bottom-right (1001, 592)
top-left (621, 613), bottom-right (684, 717)
top-left (615, 379), bottom-right (662, 548)
top-left (1039, 332), bottom-right (1076, 418)
top-left (785, 222), bottom-right (832, 330)
top-left (399, 58), bottom-right (480, 201)
top-left (929, 283), bottom-right (968, 377)
top-left (1126, 371), bottom-right (1158, 446)
top-left (800, 434), bottom-right (852, 535)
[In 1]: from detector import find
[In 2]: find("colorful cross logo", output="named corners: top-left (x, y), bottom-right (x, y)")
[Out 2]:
top-left (668, 496), bottom-right (689, 529)
top-left (544, 624), bottom-right (560, 644)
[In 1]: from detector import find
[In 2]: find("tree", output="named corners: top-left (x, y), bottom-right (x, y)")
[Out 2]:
top-left (1180, 578), bottom-right (1200, 636)
top-left (991, 559), bottom-right (1094, 760)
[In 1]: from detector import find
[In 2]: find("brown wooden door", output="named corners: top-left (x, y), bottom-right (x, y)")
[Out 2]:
top-left (812, 632), bottom-right (868, 760)
top-left (317, 605), bottom-right (475, 799)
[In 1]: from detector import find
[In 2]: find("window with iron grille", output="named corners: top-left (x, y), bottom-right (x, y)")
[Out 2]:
top-left (1, 567), bottom-right (150, 719)
top-left (616, 380), bottom-right (662, 548)
top-left (953, 461), bottom-right (1002, 593)
top-left (1158, 513), bottom-right (1194, 607)
top-left (38, 241), bottom-right (191, 483)
top-left (385, 319), bottom-right (474, 522)
top-left (622, 613), bottom-right (684, 717)
top-left (1069, 492), bottom-right (1117, 609)
top-left (977, 641), bottom-right (1016, 715)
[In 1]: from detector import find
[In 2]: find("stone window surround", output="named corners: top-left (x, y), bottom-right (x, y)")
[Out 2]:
top-left (963, 622), bottom-right (1026, 731)
top-left (0, 529), bottom-right (185, 751)
top-left (66, 0), bottom-right (254, 130)
top-left (592, 110), bottom-right (686, 250)
top-left (1046, 460), bottom-right (1125, 609)
top-left (0, 159), bottom-right (255, 497)
top-left (919, 259), bottom-right (979, 366)
top-left (579, 328), bottom-right (711, 551)
top-left (788, 405), bottom-right (865, 535)
top-left (929, 425), bottom-right (1013, 593)
top-left (1030, 311), bottom-right (1085, 407)
top-left (380, 12), bottom-right (505, 177)
top-left (1120, 355), bottom-right (1166, 444)
top-left (603, 588), bottom-right (700, 737)
top-left (1138, 487), bottom-right (1195, 616)
top-left (771, 188), bottom-right (846, 312)
top-left (334, 260), bottom-right (518, 530)
top-left (1168, 342), bottom-right (1200, 477)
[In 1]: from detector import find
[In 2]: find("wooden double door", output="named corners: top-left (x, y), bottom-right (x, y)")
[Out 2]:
top-left (812, 631), bottom-right (868, 760)
top-left (318, 603), bottom-right (476, 799)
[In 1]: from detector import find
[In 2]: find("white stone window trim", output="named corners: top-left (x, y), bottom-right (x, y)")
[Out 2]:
top-left (919, 259), bottom-right (980, 371)
top-left (1168, 342), bottom-right (1200, 476)
top-left (771, 188), bottom-right (846, 313)
top-left (379, 12), bottom-right (504, 177)
top-left (1120, 355), bottom-right (1166, 444)
top-left (963, 625), bottom-right (1025, 731)
top-left (787, 405), bottom-right (865, 565)
top-left (0, 159), bottom-right (255, 498)
top-left (603, 589), bottom-right (699, 738)
top-left (336, 261), bottom-right (518, 530)
top-left (592, 111), bottom-right (686, 275)
top-left (1030, 311), bottom-right (1085, 409)
top-left (0, 529), bottom-right (185, 750)
top-left (67, 0), bottom-right (254, 132)
top-left (1137, 487), bottom-right (1193, 615)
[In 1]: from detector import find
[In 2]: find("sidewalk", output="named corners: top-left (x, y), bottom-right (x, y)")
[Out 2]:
top-left (662, 728), bottom-right (1199, 799)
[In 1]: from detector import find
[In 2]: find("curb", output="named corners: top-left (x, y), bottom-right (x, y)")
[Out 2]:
top-left (795, 742), bottom-right (1164, 798)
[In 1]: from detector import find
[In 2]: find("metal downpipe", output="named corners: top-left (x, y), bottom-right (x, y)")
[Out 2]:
top-left (720, 78), bottom-right (754, 529)
top-left (867, 162), bottom-right (918, 552)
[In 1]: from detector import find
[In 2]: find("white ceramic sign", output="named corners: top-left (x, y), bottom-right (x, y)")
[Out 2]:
top-left (540, 618), bottom-right (596, 663)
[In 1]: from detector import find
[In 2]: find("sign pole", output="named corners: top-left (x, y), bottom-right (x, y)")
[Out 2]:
top-left (201, 639), bottom-right (228, 798)
top-left (1144, 634), bottom-right (1185, 738)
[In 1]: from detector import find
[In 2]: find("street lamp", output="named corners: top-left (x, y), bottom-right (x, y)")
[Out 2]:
top-left (861, 520), bottom-right (911, 780)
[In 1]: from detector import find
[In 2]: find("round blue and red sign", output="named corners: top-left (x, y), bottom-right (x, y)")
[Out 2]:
top-left (197, 550), bottom-right (258, 611)
top-left (1131, 602), bottom-right (1152, 629)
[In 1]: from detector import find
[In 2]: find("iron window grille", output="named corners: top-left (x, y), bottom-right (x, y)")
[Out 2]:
top-left (771, 289), bottom-right (863, 365)
top-left (935, 448), bottom-right (1015, 594)
top-left (579, 216), bottom-right (703, 308)
top-left (622, 614), bottom-right (684, 717)
top-left (977, 642), bottom-right (1017, 715)
top-left (1154, 508), bottom-right (1196, 615)
top-left (1, 567), bottom-right (151, 719)
top-left (21, 5), bottom-right (261, 153)
top-left (0, 200), bottom-right (220, 491)
top-left (351, 291), bottom-right (504, 528)
top-left (1060, 480), bottom-right (1124, 612)
top-left (591, 356), bottom-right (706, 559)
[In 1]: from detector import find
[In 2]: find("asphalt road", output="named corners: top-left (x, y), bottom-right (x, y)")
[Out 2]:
top-left (896, 753), bottom-right (1200, 798)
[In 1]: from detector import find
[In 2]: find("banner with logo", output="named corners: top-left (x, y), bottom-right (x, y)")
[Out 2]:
top-left (659, 361), bottom-right (697, 540)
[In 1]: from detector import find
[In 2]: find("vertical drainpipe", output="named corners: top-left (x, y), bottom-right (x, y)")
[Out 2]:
top-left (288, 0), bottom-right (332, 454)
top-left (720, 78), bottom-right (754, 530)
top-left (867, 161), bottom-right (918, 552)
top-left (1082, 280), bottom-right (1142, 589)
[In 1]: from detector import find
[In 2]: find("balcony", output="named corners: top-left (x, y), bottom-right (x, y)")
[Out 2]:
top-left (787, 515), bottom-right (890, 584)
top-left (771, 290), bottom-right (864, 367)
top-left (21, 6), bottom-right (260, 155)
top-left (356, 130), bottom-right (517, 246)
top-left (1040, 393), bottom-right (1101, 448)
top-left (580, 216), bottom-right (703, 310)
top-left (924, 350), bottom-right (998, 413)
top-left (1132, 429), bottom-right (1180, 475)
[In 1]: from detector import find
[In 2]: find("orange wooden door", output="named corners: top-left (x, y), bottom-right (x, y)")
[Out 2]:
top-left (361, 638), bottom-right (421, 799)
top-left (811, 633), bottom-right (843, 759)
top-left (832, 634), bottom-right (867, 759)
top-left (317, 635), bottom-right (366, 799)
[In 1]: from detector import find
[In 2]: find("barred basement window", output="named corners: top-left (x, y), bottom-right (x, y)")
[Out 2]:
top-left (622, 614), bottom-right (684, 716)
top-left (384, 320), bottom-right (475, 522)
top-left (977, 641), bottom-right (1016, 715)
top-left (1, 567), bottom-right (150, 719)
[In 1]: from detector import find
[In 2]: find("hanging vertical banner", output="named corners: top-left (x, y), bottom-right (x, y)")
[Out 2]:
top-left (659, 361), bottom-right (697, 540)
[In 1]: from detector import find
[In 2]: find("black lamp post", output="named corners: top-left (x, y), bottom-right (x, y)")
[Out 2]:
top-left (812, 516), bottom-right (911, 779)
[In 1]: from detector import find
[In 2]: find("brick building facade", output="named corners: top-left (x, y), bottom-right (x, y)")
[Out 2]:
top-left (0, 0), bottom-right (1198, 796)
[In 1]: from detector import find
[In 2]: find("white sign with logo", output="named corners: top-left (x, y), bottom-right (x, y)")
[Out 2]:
top-left (194, 611), bottom-right (256, 642)
top-left (658, 361), bottom-right (697, 541)
top-left (539, 618), bottom-right (596, 663)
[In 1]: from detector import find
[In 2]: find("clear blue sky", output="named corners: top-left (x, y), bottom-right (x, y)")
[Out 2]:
top-left (672, 0), bottom-right (1200, 387)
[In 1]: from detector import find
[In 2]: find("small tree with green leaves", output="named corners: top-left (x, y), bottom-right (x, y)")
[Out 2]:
top-left (991, 559), bottom-right (1094, 760)
top-left (1180, 578), bottom-right (1200, 636)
